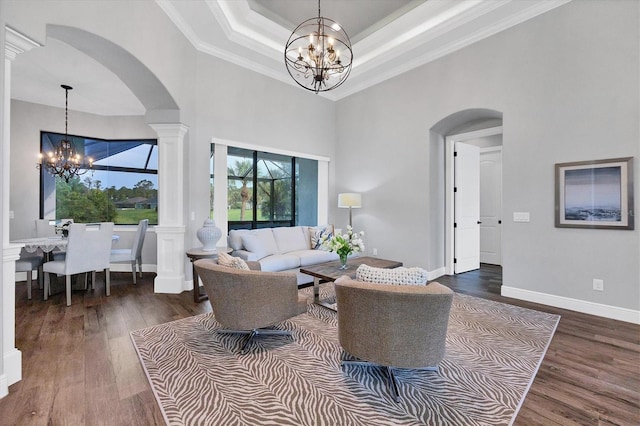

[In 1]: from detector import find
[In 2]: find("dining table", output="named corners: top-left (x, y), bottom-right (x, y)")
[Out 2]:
top-left (12, 234), bottom-right (120, 254)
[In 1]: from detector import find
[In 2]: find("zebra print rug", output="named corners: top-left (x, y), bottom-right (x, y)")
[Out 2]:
top-left (131, 284), bottom-right (559, 426)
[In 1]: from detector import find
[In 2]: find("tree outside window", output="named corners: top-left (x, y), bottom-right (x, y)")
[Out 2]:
top-left (221, 146), bottom-right (316, 230)
top-left (40, 132), bottom-right (158, 224)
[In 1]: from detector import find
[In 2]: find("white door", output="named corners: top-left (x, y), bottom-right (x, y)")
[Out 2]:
top-left (480, 149), bottom-right (502, 265)
top-left (454, 142), bottom-right (480, 273)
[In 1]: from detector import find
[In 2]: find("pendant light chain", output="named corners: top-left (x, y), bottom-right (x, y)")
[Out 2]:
top-left (37, 84), bottom-right (93, 182)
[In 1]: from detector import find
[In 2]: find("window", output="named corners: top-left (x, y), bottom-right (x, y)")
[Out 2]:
top-left (40, 131), bottom-right (158, 225)
top-left (215, 146), bottom-right (318, 230)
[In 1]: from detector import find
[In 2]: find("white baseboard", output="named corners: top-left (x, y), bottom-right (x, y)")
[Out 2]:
top-left (0, 374), bottom-right (7, 399)
top-left (4, 348), bottom-right (22, 386)
top-left (154, 274), bottom-right (187, 294)
top-left (185, 279), bottom-right (194, 292)
top-left (502, 286), bottom-right (640, 325)
top-left (428, 267), bottom-right (446, 281)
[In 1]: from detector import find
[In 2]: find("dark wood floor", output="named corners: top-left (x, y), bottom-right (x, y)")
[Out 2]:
top-left (1, 265), bottom-right (638, 425)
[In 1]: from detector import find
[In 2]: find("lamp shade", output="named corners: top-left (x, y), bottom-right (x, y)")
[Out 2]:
top-left (338, 193), bottom-right (362, 209)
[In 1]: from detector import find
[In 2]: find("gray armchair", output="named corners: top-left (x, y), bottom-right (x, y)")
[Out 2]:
top-left (335, 276), bottom-right (453, 402)
top-left (194, 259), bottom-right (308, 353)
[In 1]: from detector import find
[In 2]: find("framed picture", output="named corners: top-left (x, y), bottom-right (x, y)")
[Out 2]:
top-left (555, 157), bottom-right (634, 229)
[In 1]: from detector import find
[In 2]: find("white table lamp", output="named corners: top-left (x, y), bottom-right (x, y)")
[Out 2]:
top-left (338, 193), bottom-right (362, 227)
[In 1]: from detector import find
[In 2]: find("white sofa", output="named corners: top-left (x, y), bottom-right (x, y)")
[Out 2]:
top-left (228, 226), bottom-right (339, 285)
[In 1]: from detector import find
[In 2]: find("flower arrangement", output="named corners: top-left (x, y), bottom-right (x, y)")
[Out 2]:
top-left (55, 220), bottom-right (73, 238)
top-left (321, 225), bottom-right (365, 268)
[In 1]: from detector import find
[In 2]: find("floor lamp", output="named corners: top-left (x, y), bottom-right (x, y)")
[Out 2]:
top-left (338, 193), bottom-right (362, 227)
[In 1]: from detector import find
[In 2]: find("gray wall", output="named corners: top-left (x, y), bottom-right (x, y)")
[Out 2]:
top-left (3, 0), bottom-right (638, 317)
top-left (186, 52), bottom-right (336, 249)
top-left (335, 0), bottom-right (639, 311)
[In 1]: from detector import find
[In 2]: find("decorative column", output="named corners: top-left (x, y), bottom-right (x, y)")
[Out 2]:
top-left (1, 27), bottom-right (41, 396)
top-left (149, 123), bottom-right (189, 294)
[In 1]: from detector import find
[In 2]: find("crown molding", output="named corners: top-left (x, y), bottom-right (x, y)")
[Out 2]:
top-left (157, 0), bottom-right (572, 101)
top-left (5, 27), bottom-right (42, 61)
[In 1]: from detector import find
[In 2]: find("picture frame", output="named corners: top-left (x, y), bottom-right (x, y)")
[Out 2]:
top-left (555, 157), bottom-right (634, 229)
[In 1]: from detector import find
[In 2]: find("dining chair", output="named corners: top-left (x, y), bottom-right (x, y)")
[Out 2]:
top-left (36, 218), bottom-right (74, 261)
top-left (43, 222), bottom-right (114, 306)
top-left (110, 219), bottom-right (148, 284)
top-left (15, 249), bottom-right (45, 300)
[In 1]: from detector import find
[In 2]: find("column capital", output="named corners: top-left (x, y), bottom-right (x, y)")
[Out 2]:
top-left (148, 123), bottom-right (189, 139)
top-left (5, 27), bottom-right (41, 61)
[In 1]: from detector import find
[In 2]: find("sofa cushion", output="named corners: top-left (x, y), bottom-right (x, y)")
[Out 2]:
top-left (259, 254), bottom-right (301, 272)
top-left (308, 225), bottom-right (334, 249)
top-left (355, 264), bottom-right (428, 285)
top-left (293, 249), bottom-right (340, 267)
top-left (217, 251), bottom-right (250, 270)
top-left (228, 229), bottom-right (249, 251)
top-left (272, 226), bottom-right (309, 254)
top-left (241, 230), bottom-right (279, 260)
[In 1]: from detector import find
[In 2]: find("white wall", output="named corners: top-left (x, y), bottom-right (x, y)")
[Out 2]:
top-left (335, 0), bottom-right (639, 318)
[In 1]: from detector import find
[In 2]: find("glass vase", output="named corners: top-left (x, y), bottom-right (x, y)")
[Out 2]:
top-left (339, 253), bottom-right (348, 269)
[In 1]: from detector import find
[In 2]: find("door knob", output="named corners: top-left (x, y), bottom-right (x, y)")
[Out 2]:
top-left (477, 221), bottom-right (482, 224)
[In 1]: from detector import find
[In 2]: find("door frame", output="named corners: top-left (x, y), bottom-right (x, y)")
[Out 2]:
top-left (445, 125), bottom-right (503, 275)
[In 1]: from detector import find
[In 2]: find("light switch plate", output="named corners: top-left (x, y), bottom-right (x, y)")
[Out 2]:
top-left (593, 279), bottom-right (604, 291)
top-left (513, 212), bottom-right (530, 222)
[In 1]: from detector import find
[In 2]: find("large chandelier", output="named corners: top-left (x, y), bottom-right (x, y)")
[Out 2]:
top-left (38, 84), bottom-right (92, 183)
top-left (284, 0), bottom-right (353, 94)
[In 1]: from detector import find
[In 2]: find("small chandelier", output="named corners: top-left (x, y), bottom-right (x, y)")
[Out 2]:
top-left (38, 84), bottom-right (92, 183)
top-left (284, 0), bottom-right (353, 94)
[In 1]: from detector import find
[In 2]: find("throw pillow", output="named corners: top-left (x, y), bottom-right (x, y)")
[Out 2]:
top-left (309, 224), bottom-right (334, 250)
top-left (241, 231), bottom-right (279, 259)
top-left (355, 264), bottom-right (428, 285)
top-left (217, 251), bottom-right (250, 270)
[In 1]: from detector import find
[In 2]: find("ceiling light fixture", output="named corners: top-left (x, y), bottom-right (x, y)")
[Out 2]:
top-left (284, 0), bottom-right (353, 94)
top-left (38, 84), bottom-right (93, 183)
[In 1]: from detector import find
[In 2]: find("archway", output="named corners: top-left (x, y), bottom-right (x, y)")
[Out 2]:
top-left (429, 109), bottom-right (503, 275)
top-left (47, 25), bottom-right (179, 121)
top-left (44, 26), bottom-right (189, 295)
top-left (2, 24), bottom-right (187, 392)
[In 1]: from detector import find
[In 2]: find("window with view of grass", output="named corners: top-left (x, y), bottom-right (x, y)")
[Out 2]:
top-left (212, 146), bottom-right (318, 230)
top-left (40, 131), bottom-right (158, 225)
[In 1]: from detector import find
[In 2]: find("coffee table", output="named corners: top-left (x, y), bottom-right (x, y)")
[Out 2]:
top-left (300, 256), bottom-right (403, 310)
